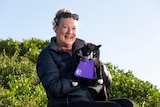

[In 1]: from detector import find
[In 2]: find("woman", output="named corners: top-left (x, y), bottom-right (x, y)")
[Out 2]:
top-left (36, 8), bottom-right (134, 107)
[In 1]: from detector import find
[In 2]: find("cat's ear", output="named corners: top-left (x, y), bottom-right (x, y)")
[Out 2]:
top-left (96, 45), bottom-right (102, 49)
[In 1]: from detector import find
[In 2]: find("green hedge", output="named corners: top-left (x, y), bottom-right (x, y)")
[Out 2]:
top-left (0, 38), bottom-right (160, 107)
top-left (107, 63), bottom-right (160, 107)
top-left (0, 53), bottom-right (47, 107)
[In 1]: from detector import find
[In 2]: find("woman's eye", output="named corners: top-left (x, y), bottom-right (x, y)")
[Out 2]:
top-left (63, 26), bottom-right (68, 28)
top-left (72, 27), bottom-right (76, 30)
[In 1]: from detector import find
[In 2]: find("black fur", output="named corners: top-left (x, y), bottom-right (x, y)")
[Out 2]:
top-left (72, 43), bottom-right (108, 101)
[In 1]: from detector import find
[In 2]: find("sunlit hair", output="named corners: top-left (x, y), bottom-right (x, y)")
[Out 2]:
top-left (52, 8), bottom-right (78, 31)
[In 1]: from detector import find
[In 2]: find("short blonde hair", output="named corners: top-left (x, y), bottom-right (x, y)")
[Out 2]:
top-left (52, 8), bottom-right (74, 30)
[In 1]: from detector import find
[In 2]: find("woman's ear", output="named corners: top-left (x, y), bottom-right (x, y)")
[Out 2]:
top-left (54, 25), bottom-right (57, 33)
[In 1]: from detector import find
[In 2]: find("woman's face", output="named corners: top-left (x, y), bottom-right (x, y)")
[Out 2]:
top-left (55, 18), bottom-right (78, 48)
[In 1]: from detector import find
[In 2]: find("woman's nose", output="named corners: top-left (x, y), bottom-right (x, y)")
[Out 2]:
top-left (67, 28), bottom-right (73, 34)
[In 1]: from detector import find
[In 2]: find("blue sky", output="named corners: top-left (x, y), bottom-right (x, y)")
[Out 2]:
top-left (1, 0), bottom-right (160, 89)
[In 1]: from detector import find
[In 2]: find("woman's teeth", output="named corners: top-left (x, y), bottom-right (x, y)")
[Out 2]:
top-left (65, 36), bottom-right (73, 39)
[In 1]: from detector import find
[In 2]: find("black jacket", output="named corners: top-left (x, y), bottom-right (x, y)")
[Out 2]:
top-left (36, 37), bottom-right (94, 107)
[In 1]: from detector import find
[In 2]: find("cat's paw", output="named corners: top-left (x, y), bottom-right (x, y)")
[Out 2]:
top-left (97, 79), bottom-right (103, 84)
top-left (72, 81), bottom-right (78, 87)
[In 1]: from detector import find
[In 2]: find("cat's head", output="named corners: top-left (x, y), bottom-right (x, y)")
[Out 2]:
top-left (78, 43), bottom-right (101, 60)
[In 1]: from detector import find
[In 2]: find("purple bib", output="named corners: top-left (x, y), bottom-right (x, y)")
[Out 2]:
top-left (74, 60), bottom-right (97, 79)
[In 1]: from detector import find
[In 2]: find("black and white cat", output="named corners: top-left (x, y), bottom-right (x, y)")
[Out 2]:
top-left (71, 43), bottom-right (112, 101)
